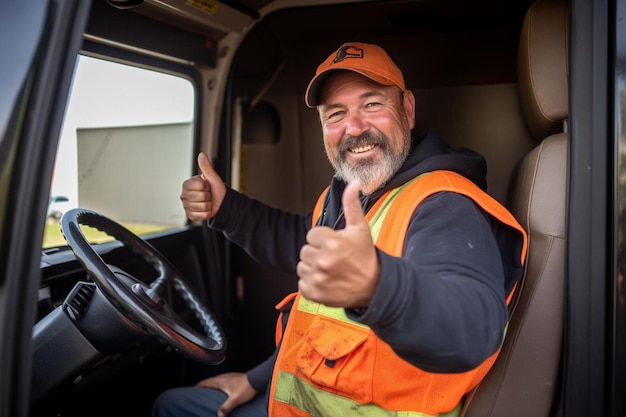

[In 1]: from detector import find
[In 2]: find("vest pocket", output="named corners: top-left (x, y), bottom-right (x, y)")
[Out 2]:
top-left (297, 315), bottom-right (374, 404)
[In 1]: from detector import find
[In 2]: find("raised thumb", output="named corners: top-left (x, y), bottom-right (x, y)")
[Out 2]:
top-left (197, 152), bottom-right (221, 183)
top-left (342, 180), bottom-right (366, 226)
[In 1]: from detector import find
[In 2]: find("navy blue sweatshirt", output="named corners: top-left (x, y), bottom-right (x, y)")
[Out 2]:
top-left (208, 130), bottom-right (525, 394)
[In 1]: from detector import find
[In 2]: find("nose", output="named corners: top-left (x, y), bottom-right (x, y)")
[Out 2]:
top-left (344, 110), bottom-right (370, 137)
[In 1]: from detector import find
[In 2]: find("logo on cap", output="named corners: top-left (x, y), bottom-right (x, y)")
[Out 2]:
top-left (333, 45), bottom-right (364, 64)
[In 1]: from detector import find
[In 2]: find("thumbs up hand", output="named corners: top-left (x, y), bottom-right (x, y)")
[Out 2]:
top-left (180, 152), bottom-right (227, 221)
top-left (297, 181), bottom-right (380, 308)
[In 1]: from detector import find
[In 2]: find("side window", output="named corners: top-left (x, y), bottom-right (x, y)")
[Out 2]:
top-left (43, 55), bottom-right (195, 248)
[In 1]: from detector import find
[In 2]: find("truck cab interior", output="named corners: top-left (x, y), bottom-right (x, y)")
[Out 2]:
top-left (1, 0), bottom-right (623, 416)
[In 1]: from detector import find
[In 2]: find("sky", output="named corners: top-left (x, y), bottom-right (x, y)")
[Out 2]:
top-left (52, 55), bottom-right (194, 203)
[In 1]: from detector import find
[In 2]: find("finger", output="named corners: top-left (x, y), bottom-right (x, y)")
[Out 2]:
top-left (184, 200), bottom-right (212, 212)
top-left (341, 180), bottom-right (366, 227)
top-left (296, 256), bottom-right (315, 278)
top-left (197, 152), bottom-right (221, 184)
top-left (303, 226), bottom-right (334, 249)
top-left (182, 176), bottom-right (210, 192)
top-left (218, 398), bottom-right (235, 417)
top-left (195, 378), bottom-right (219, 389)
top-left (180, 188), bottom-right (210, 205)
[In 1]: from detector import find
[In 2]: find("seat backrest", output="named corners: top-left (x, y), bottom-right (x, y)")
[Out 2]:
top-left (461, 0), bottom-right (569, 416)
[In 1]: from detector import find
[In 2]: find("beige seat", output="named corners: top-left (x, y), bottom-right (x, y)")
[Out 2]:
top-left (461, 0), bottom-right (569, 416)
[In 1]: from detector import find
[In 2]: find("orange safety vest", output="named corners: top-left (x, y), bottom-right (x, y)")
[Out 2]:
top-left (269, 170), bottom-right (528, 417)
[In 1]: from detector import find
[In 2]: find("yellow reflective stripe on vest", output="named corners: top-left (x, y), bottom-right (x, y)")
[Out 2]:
top-left (297, 296), bottom-right (369, 329)
top-left (274, 371), bottom-right (463, 417)
top-left (367, 182), bottom-right (410, 241)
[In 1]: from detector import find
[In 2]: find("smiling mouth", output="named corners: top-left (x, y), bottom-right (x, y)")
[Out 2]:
top-left (349, 144), bottom-right (376, 153)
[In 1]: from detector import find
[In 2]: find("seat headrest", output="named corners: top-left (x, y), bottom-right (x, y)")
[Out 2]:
top-left (517, 0), bottom-right (569, 140)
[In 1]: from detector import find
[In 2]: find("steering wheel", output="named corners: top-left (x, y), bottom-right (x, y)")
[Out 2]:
top-left (60, 208), bottom-right (226, 364)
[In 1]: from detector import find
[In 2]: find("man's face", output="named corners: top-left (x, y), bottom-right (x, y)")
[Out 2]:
top-left (317, 71), bottom-right (416, 194)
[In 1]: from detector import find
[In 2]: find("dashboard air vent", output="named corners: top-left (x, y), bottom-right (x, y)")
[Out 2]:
top-left (64, 282), bottom-right (96, 321)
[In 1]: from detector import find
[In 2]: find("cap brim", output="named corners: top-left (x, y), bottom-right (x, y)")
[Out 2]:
top-left (305, 71), bottom-right (334, 108)
top-left (305, 68), bottom-right (401, 108)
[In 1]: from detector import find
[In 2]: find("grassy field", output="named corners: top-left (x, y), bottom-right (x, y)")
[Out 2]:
top-left (43, 221), bottom-right (171, 248)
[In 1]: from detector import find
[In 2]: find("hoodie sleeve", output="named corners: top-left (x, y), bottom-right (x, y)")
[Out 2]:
top-left (208, 187), bottom-right (312, 272)
top-left (346, 191), bottom-right (510, 373)
top-left (246, 349), bottom-right (277, 393)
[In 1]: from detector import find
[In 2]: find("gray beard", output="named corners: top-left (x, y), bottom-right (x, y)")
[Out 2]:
top-left (330, 132), bottom-right (410, 195)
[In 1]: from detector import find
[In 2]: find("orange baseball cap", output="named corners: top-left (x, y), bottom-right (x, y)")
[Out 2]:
top-left (305, 42), bottom-right (406, 108)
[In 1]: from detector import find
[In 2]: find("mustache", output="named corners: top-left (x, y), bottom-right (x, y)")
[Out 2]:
top-left (338, 132), bottom-right (388, 154)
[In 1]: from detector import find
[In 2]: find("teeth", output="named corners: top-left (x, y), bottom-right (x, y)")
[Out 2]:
top-left (350, 144), bottom-right (374, 153)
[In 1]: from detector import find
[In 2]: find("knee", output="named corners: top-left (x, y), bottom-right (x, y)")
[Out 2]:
top-left (151, 388), bottom-right (185, 417)
top-left (151, 386), bottom-right (225, 417)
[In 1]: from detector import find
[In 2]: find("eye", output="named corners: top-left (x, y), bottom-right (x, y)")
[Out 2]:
top-left (326, 110), bottom-right (345, 121)
top-left (365, 101), bottom-right (382, 109)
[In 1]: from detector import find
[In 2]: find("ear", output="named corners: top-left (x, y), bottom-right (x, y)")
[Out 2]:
top-left (402, 89), bottom-right (416, 130)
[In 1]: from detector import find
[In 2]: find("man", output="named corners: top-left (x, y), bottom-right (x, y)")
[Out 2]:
top-left (152, 42), bottom-right (526, 417)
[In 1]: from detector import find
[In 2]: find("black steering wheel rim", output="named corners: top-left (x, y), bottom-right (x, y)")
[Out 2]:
top-left (60, 208), bottom-right (226, 364)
